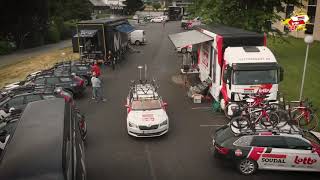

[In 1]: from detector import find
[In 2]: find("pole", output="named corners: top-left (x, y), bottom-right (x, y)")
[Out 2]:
top-left (299, 43), bottom-right (310, 101)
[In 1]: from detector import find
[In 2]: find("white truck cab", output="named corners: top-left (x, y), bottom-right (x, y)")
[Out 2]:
top-left (129, 30), bottom-right (146, 45)
top-left (168, 25), bottom-right (283, 114)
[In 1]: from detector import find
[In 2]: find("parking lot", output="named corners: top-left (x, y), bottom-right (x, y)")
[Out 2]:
top-left (75, 22), bottom-right (318, 180)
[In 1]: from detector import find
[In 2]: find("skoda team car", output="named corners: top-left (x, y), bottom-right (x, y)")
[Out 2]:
top-left (213, 125), bottom-right (320, 175)
top-left (125, 83), bottom-right (169, 137)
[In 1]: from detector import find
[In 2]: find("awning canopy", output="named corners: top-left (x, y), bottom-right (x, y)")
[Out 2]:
top-left (115, 23), bottom-right (135, 33)
top-left (79, 30), bottom-right (98, 38)
top-left (168, 30), bottom-right (214, 48)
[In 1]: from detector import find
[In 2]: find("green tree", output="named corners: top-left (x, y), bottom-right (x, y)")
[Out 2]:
top-left (153, 2), bottom-right (162, 11)
top-left (189, 0), bottom-right (302, 33)
top-left (124, 0), bottom-right (145, 15)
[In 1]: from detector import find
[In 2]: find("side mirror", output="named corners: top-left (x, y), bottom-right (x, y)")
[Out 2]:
top-left (162, 102), bottom-right (168, 107)
top-left (312, 147), bottom-right (317, 153)
top-left (279, 66), bottom-right (284, 82)
top-left (125, 104), bottom-right (130, 108)
top-left (223, 67), bottom-right (231, 84)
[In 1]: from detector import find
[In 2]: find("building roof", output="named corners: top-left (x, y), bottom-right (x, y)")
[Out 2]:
top-left (0, 99), bottom-right (66, 180)
top-left (78, 17), bottom-right (128, 25)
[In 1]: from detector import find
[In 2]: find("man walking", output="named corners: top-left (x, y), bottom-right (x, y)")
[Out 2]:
top-left (91, 72), bottom-right (106, 102)
top-left (91, 61), bottom-right (101, 77)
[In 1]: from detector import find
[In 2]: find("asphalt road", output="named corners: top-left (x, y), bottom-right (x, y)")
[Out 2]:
top-left (76, 22), bottom-right (318, 180)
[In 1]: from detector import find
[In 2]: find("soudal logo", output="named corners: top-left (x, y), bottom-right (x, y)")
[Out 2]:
top-left (262, 158), bottom-right (286, 163)
top-left (294, 156), bottom-right (317, 165)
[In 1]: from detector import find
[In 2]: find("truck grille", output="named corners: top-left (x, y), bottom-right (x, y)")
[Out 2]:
top-left (139, 124), bottom-right (159, 130)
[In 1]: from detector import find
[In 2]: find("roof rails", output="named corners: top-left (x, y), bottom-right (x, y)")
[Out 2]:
top-left (129, 65), bottom-right (160, 101)
top-left (233, 124), bottom-right (303, 136)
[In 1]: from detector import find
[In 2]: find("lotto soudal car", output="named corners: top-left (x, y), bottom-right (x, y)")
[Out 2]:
top-left (125, 81), bottom-right (169, 137)
top-left (212, 124), bottom-right (320, 175)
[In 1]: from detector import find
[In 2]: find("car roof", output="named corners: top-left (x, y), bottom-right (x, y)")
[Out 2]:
top-left (131, 83), bottom-right (159, 100)
top-left (0, 99), bottom-right (66, 180)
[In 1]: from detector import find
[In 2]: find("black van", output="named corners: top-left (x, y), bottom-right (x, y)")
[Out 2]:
top-left (0, 98), bottom-right (87, 180)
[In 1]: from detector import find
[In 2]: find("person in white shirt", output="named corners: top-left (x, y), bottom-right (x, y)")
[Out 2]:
top-left (91, 72), bottom-right (106, 102)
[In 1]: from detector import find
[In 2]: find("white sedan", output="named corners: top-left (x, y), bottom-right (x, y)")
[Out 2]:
top-left (150, 17), bottom-right (164, 23)
top-left (125, 84), bottom-right (169, 137)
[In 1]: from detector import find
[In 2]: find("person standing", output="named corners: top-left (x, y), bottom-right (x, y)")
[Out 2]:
top-left (107, 50), bottom-right (115, 70)
top-left (162, 19), bottom-right (166, 28)
top-left (91, 72), bottom-right (106, 102)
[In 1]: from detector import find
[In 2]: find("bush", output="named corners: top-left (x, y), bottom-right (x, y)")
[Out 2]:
top-left (45, 23), bottom-right (61, 43)
top-left (0, 41), bottom-right (13, 55)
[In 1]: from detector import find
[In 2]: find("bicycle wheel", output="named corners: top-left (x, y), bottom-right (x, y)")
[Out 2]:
top-left (275, 109), bottom-right (290, 128)
top-left (260, 111), bottom-right (280, 129)
top-left (230, 116), bottom-right (250, 134)
top-left (298, 113), bottom-right (319, 131)
top-left (224, 102), bottom-right (241, 120)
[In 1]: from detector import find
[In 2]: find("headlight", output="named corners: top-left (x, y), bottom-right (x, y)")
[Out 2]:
top-left (128, 122), bottom-right (138, 128)
top-left (160, 120), bottom-right (168, 126)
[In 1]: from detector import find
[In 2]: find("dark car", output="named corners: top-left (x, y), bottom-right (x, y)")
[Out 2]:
top-left (53, 61), bottom-right (92, 86)
top-left (0, 99), bottom-right (87, 180)
top-left (28, 74), bottom-right (85, 97)
top-left (0, 85), bottom-right (73, 113)
top-left (213, 125), bottom-right (320, 175)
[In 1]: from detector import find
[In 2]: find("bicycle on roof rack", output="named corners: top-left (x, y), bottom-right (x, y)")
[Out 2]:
top-left (128, 65), bottom-right (160, 101)
top-left (228, 92), bottom-right (290, 133)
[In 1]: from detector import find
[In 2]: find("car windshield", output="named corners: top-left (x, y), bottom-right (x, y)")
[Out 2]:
top-left (131, 99), bottom-right (161, 110)
top-left (233, 70), bottom-right (278, 85)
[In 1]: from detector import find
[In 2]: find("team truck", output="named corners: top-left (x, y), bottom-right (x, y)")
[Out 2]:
top-left (169, 25), bottom-right (283, 114)
top-left (72, 18), bottom-right (134, 62)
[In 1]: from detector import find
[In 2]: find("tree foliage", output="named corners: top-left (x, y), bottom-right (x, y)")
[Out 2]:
top-left (153, 2), bottom-right (162, 11)
top-left (188, 0), bottom-right (302, 33)
top-left (0, 0), bottom-right (92, 49)
top-left (124, 0), bottom-right (145, 15)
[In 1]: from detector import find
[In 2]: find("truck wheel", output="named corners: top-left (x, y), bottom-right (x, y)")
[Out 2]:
top-left (237, 159), bottom-right (258, 175)
top-left (135, 40), bottom-right (141, 46)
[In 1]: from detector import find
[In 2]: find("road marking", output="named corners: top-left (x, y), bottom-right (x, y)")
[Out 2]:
top-left (145, 144), bottom-right (157, 180)
top-left (200, 124), bottom-right (225, 127)
top-left (191, 106), bottom-right (211, 110)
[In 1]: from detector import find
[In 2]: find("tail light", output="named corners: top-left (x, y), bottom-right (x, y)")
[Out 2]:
top-left (215, 145), bottom-right (230, 155)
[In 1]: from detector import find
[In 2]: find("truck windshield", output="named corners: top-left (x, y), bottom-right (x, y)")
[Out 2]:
top-left (233, 70), bottom-right (278, 85)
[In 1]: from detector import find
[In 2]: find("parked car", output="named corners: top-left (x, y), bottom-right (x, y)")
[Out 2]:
top-left (53, 61), bottom-right (92, 86)
top-left (129, 30), bottom-right (146, 45)
top-left (150, 17), bottom-right (164, 23)
top-left (212, 124), bottom-right (320, 175)
top-left (160, 15), bottom-right (169, 22)
top-left (28, 74), bottom-right (85, 97)
top-left (0, 86), bottom-right (73, 113)
top-left (133, 15), bottom-right (139, 20)
top-left (125, 81), bottom-right (169, 137)
top-left (0, 98), bottom-right (87, 179)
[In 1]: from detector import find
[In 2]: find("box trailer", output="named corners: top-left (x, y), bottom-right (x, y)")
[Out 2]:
top-left (74, 18), bottom-right (135, 62)
top-left (169, 25), bottom-right (283, 112)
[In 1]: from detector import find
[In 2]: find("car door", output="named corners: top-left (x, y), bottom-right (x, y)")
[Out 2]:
top-left (250, 136), bottom-right (289, 170)
top-left (284, 136), bottom-right (319, 172)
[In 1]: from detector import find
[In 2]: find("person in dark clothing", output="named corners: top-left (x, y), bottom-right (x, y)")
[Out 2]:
top-left (107, 50), bottom-right (115, 70)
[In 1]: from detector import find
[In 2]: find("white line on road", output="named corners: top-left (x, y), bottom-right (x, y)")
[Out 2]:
top-left (145, 144), bottom-right (157, 180)
top-left (200, 124), bottom-right (225, 127)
